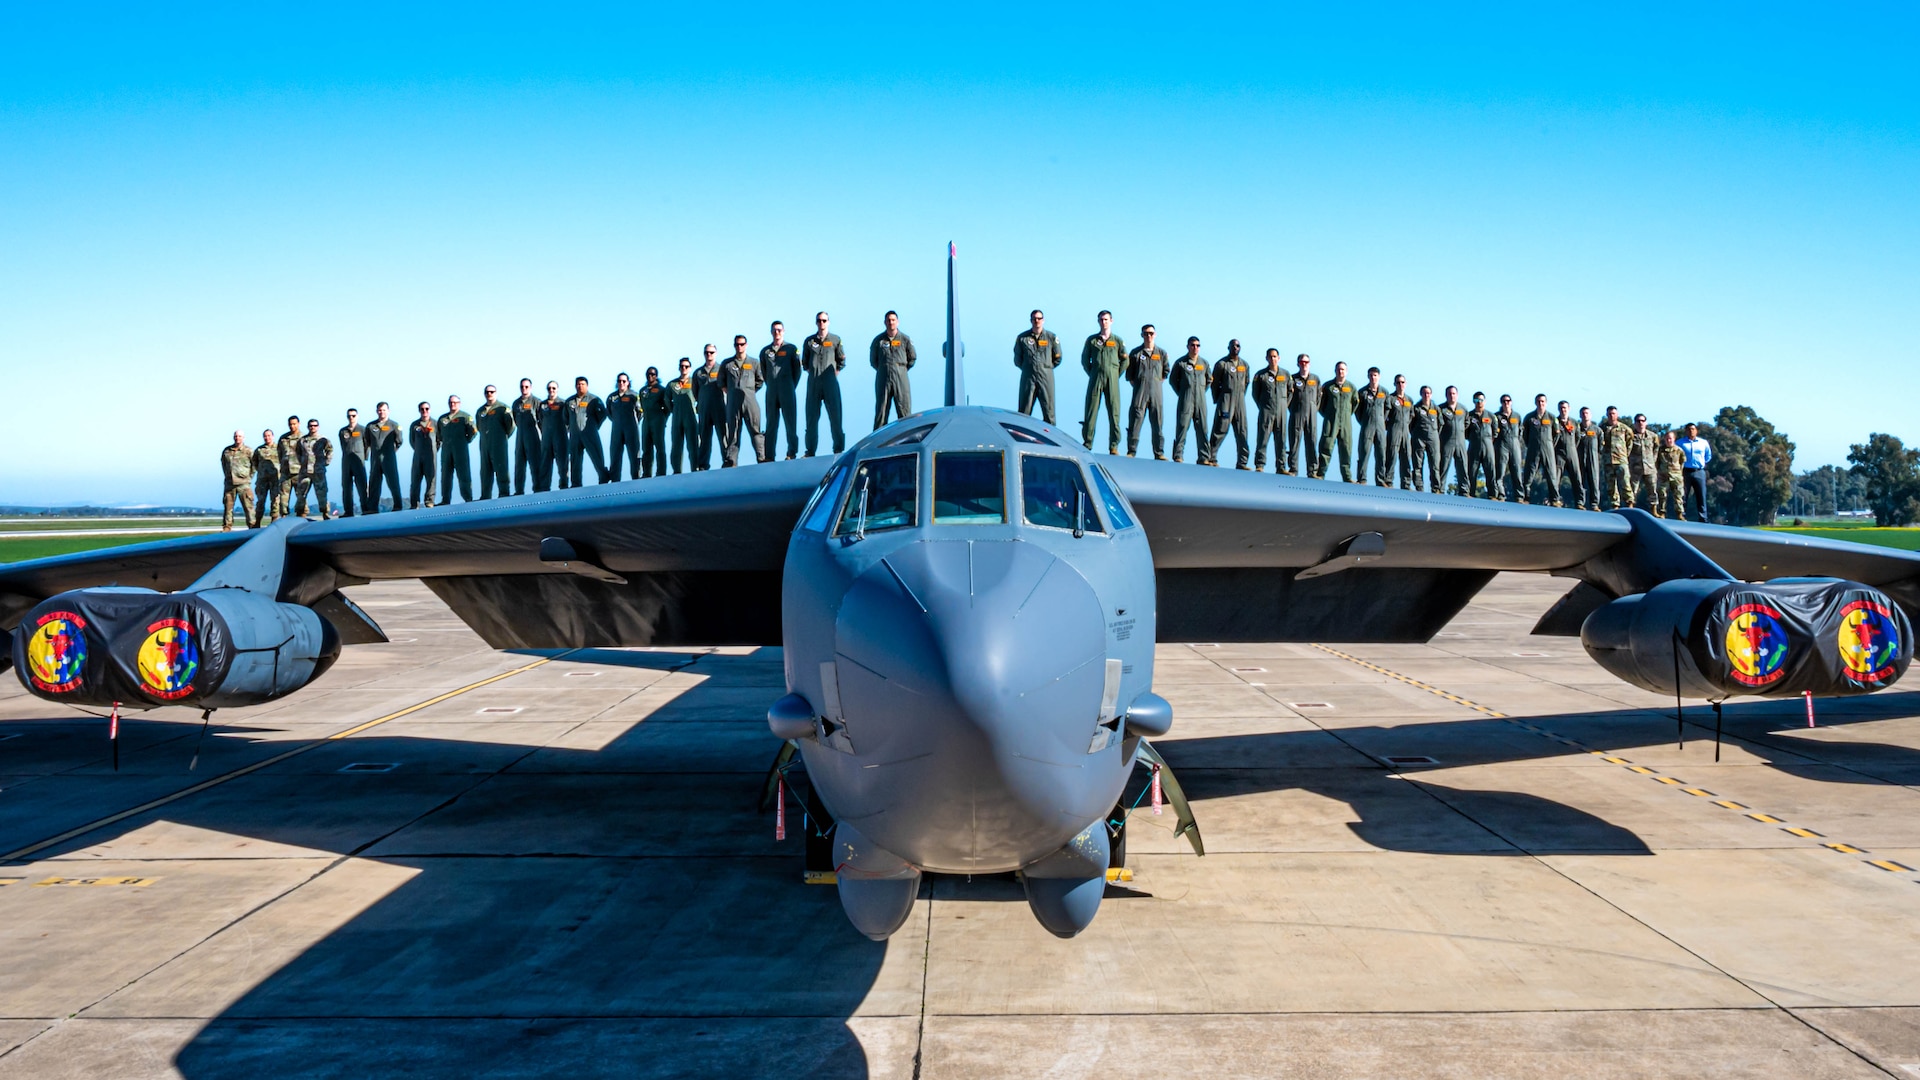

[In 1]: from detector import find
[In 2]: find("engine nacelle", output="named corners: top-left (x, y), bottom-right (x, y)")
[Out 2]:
top-left (11, 586), bottom-right (340, 709)
top-left (1581, 578), bottom-right (1910, 699)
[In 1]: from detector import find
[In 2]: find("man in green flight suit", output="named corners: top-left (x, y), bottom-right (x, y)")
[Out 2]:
top-left (1168, 335), bottom-right (1210, 463)
top-left (565, 376), bottom-right (608, 487)
top-left (365, 403), bottom-right (403, 512)
top-left (1466, 392), bottom-right (1497, 498)
top-left (220, 430), bottom-right (256, 530)
top-left (638, 366), bottom-right (670, 477)
top-left (693, 346), bottom-right (725, 471)
top-left (1409, 386), bottom-right (1440, 492)
top-left (1286, 355), bottom-right (1320, 477)
top-left (475, 384), bottom-right (513, 499)
top-left (512, 377), bottom-right (543, 495)
top-left (1521, 393), bottom-right (1561, 507)
top-left (437, 394), bottom-right (477, 504)
top-left (761, 321), bottom-right (801, 460)
top-left (605, 373), bottom-right (642, 481)
top-left (1316, 360), bottom-right (1356, 482)
top-left (251, 429), bottom-right (280, 524)
top-left (1385, 375), bottom-right (1414, 489)
top-left (1494, 394), bottom-right (1525, 502)
top-left (804, 313), bottom-right (847, 456)
top-left (1251, 349), bottom-right (1288, 472)
top-left (1081, 311), bottom-right (1126, 454)
top-left (1576, 406), bottom-right (1603, 511)
top-left (1554, 400), bottom-right (1585, 510)
top-left (407, 401), bottom-right (438, 509)
top-left (536, 381), bottom-right (570, 490)
top-left (871, 311), bottom-right (915, 429)
top-left (338, 408), bottom-right (370, 515)
top-left (723, 335), bottom-right (766, 467)
top-left (1015, 310), bottom-right (1063, 425)
top-left (1125, 324), bottom-right (1167, 459)
top-left (1207, 339), bottom-right (1251, 469)
top-left (1355, 367), bottom-right (1389, 486)
top-left (667, 358), bottom-right (698, 474)
top-left (1436, 387), bottom-right (1469, 496)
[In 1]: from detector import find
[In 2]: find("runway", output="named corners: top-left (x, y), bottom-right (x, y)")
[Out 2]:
top-left (2, 573), bottom-right (1918, 1078)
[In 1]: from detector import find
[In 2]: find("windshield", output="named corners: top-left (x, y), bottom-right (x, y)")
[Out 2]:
top-left (934, 451), bottom-right (1006, 524)
top-left (1090, 465), bottom-right (1135, 529)
top-left (799, 464), bottom-right (849, 532)
top-left (1021, 455), bottom-right (1103, 533)
top-left (834, 454), bottom-right (918, 536)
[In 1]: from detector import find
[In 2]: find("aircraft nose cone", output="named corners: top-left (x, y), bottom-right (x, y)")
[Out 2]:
top-left (831, 539), bottom-right (1115, 872)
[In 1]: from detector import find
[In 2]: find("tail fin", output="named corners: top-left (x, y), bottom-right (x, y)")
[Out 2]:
top-left (943, 241), bottom-right (966, 407)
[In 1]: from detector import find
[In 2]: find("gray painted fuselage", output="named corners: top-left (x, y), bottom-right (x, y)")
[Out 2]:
top-left (781, 406), bottom-right (1155, 875)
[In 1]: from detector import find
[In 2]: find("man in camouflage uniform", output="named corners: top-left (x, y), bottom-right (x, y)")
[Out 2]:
top-left (1207, 340), bottom-right (1251, 469)
top-left (220, 430), bottom-right (256, 530)
top-left (1081, 311), bottom-right (1125, 454)
top-left (565, 376), bottom-right (609, 486)
top-left (437, 394), bottom-right (477, 504)
top-left (605, 373), bottom-right (642, 481)
top-left (1494, 394), bottom-right (1525, 502)
top-left (1630, 414), bottom-right (1659, 513)
top-left (1317, 360), bottom-right (1356, 482)
top-left (761, 321), bottom-right (801, 460)
top-left (1656, 431), bottom-right (1685, 519)
top-left (1385, 375), bottom-right (1415, 489)
top-left (693, 346), bottom-right (726, 471)
top-left (365, 402), bottom-right (403, 513)
top-left (668, 358), bottom-right (698, 474)
top-left (301, 419), bottom-right (332, 518)
top-left (288, 417), bottom-right (319, 518)
top-left (408, 401), bottom-right (438, 509)
top-left (1286, 355), bottom-right (1321, 477)
top-left (1576, 406), bottom-right (1603, 511)
top-left (1522, 393), bottom-right (1561, 507)
top-left (537, 380), bottom-right (571, 489)
top-left (1554, 400), bottom-right (1585, 510)
top-left (338, 408), bottom-right (370, 516)
top-left (512, 377), bottom-right (543, 495)
top-left (1466, 391), bottom-right (1497, 498)
top-left (475, 385), bottom-right (513, 499)
top-left (1015, 310), bottom-right (1063, 425)
top-left (1168, 335), bottom-right (1210, 463)
top-left (638, 366), bottom-right (670, 477)
top-left (870, 312), bottom-right (915, 430)
top-left (276, 416), bottom-right (305, 521)
top-left (1125, 324), bottom-right (1168, 459)
top-left (1251, 349), bottom-right (1288, 472)
top-left (804, 313), bottom-right (847, 456)
top-left (1601, 405), bottom-right (1634, 510)
top-left (723, 335), bottom-right (766, 467)
top-left (1436, 386), bottom-right (1469, 496)
top-left (251, 429), bottom-right (280, 524)
top-left (1355, 367), bottom-right (1389, 486)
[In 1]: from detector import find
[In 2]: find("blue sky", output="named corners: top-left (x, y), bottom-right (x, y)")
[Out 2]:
top-left (2, 3), bottom-right (1915, 505)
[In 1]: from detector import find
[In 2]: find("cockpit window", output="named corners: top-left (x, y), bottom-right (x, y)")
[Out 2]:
top-left (1090, 465), bottom-right (1135, 530)
top-left (799, 463), bottom-right (849, 532)
top-left (833, 454), bottom-right (918, 536)
top-left (1001, 423), bottom-right (1058, 446)
top-left (1021, 455), bottom-right (1104, 533)
top-left (933, 452), bottom-right (1006, 524)
top-left (881, 424), bottom-right (937, 447)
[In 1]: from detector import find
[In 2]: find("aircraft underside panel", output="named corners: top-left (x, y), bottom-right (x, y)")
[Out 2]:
top-left (423, 571), bottom-right (784, 648)
top-left (1154, 566), bottom-right (1498, 643)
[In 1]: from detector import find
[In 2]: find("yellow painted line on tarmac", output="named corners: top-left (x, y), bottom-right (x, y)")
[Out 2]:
top-left (1308, 644), bottom-right (1508, 718)
top-left (1868, 859), bottom-right (1913, 873)
top-left (1627, 765), bottom-right (1656, 775)
top-left (32, 876), bottom-right (156, 887)
top-left (1683, 788), bottom-right (1715, 797)
top-left (1654, 776), bottom-right (1683, 785)
top-left (1714, 800), bottom-right (1748, 810)
top-left (1783, 827), bottom-right (1823, 838)
top-left (1748, 813), bottom-right (1784, 823)
top-left (1825, 842), bottom-right (1866, 855)
top-left (1600, 756), bottom-right (1628, 764)
top-left (0, 878), bottom-right (22, 887)
top-left (0, 652), bottom-right (574, 866)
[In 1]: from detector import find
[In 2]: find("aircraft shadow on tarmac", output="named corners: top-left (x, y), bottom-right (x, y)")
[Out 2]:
top-left (4, 648), bottom-right (1916, 1078)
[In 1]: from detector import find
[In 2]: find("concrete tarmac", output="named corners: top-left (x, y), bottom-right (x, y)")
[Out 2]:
top-left (1, 574), bottom-right (1918, 1078)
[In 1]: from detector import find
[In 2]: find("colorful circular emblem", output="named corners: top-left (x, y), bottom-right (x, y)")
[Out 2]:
top-left (1836, 599), bottom-right (1900, 684)
top-left (136, 618), bottom-right (199, 701)
top-left (1724, 602), bottom-right (1790, 688)
top-left (25, 611), bottom-right (88, 693)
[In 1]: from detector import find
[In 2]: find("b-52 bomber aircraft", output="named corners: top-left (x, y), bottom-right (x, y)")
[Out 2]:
top-left (3, 246), bottom-right (1915, 940)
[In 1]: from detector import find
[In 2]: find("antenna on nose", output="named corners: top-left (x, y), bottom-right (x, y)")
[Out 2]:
top-left (943, 241), bottom-right (966, 407)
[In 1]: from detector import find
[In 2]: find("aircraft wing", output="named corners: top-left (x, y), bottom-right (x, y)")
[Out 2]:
top-left (0, 460), bottom-right (835, 649)
top-left (1100, 458), bottom-right (1920, 642)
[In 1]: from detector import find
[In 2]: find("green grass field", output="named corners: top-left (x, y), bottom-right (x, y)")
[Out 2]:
top-left (1764, 526), bottom-right (1920, 551)
top-left (0, 518), bottom-right (219, 533)
top-left (0, 532), bottom-right (209, 564)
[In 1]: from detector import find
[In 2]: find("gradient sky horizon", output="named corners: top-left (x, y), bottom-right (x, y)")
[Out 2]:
top-left (3, 3), bottom-right (1915, 506)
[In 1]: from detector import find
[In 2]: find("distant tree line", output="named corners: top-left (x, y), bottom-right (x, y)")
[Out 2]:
top-left (1670, 407), bottom-right (1914, 528)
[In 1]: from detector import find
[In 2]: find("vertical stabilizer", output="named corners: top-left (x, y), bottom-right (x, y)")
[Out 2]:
top-left (943, 242), bottom-right (966, 406)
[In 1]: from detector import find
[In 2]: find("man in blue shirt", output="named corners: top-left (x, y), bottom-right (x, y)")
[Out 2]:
top-left (1676, 422), bottom-right (1713, 522)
